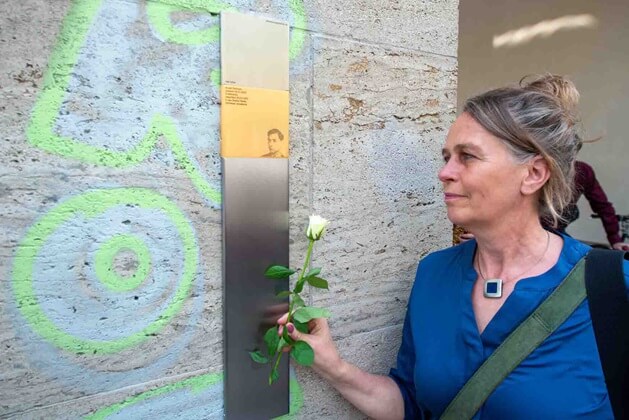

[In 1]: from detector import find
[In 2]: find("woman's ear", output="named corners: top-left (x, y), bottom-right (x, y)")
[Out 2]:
top-left (521, 156), bottom-right (550, 196)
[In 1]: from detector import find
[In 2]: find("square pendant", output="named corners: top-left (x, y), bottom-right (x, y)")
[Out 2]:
top-left (483, 279), bottom-right (503, 298)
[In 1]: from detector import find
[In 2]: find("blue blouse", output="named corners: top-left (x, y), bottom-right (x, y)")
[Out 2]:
top-left (390, 235), bottom-right (629, 419)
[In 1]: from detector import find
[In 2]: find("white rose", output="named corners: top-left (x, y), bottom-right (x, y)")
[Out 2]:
top-left (306, 215), bottom-right (329, 241)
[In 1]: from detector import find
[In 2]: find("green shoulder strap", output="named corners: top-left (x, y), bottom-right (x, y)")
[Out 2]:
top-left (440, 257), bottom-right (587, 420)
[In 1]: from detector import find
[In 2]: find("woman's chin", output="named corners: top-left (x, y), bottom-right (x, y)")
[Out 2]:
top-left (446, 210), bottom-right (468, 227)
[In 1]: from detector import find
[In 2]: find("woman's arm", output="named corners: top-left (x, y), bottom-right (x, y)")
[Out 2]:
top-left (279, 316), bottom-right (405, 420)
top-left (578, 161), bottom-right (623, 246)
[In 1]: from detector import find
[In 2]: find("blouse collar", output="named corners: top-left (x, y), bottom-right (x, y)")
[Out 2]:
top-left (461, 232), bottom-right (590, 291)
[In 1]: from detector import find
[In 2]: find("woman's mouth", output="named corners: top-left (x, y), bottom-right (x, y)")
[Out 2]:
top-left (444, 193), bottom-right (466, 202)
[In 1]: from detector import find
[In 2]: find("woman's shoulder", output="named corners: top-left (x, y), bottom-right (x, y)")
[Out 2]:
top-left (560, 233), bottom-right (591, 261)
top-left (562, 234), bottom-right (629, 296)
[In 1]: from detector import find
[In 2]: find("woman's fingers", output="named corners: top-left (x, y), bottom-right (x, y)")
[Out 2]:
top-left (277, 321), bottom-right (307, 351)
top-left (272, 316), bottom-right (342, 375)
top-left (277, 312), bottom-right (289, 325)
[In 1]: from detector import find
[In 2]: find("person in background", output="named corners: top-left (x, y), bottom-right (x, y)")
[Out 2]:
top-left (557, 159), bottom-right (628, 250)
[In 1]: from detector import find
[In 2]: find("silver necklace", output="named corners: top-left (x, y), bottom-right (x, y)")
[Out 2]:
top-left (477, 231), bottom-right (551, 299)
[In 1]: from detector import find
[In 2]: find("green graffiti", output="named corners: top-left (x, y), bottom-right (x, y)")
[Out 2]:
top-left (95, 234), bottom-right (151, 292)
top-left (156, 114), bottom-right (222, 204)
top-left (287, 0), bottom-right (307, 60)
top-left (26, 1), bottom-right (221, 205)
top-left (145, 0), bottom-right (307, 95)
top-left (84, 373), bottom-right (222, 420)
top-left (145, 0), bottom-right (307, 61)
top-left (84, 373), bottom-right (303, 419)
top-left (146, 1), bottom-right (235, 45)
top-left (210, 68), bottom-right (221, 86)
top-left (19, 0), bottom-right (310, 415)
top-left (12, 188), bottom-right (198, 354)
top-left (276, 376), bottom-right (304, 420)
top-left (27, 0), bottom-right (308, 206)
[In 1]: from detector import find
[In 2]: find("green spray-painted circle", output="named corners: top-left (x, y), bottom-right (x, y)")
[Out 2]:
top-left (95, 234), bottom-right (151, 292)
top-left (12, 188), bottom-right (198, 354)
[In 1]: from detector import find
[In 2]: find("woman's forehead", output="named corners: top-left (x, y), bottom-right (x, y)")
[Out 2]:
top-left (444, 113), bottom-right (503, 151)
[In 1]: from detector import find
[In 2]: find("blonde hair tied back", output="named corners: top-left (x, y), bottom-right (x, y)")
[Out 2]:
top-left (521, 74), bottom-right (580, 114)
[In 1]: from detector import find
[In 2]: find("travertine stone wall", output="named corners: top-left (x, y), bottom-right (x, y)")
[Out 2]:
top-left (0, 0), bottom-right (457, 418)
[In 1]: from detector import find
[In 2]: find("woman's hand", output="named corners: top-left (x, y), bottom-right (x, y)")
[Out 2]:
top-left (277, 313), bottom-right (404, 419)
top-left (277, 313), bottom-right (344, 381)
top-left (612, 242), bottom-right (629, 251)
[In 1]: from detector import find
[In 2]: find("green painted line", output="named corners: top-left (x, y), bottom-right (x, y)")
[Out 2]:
top-left (26, 0), bottom-right (309, 204)
top-left (145, 0), bottom-right (306, 60)
top-left (287, 0), bottom-right (307, 60)
top-left (94, 234), bottom-right (151, 292)
top-left (146, 1), bottom-right (233, 45)
top-left (83, 372), bottom-right (304, 419)
top-left (155, 115), bottom-right (222, 205)
top-left (209, 68), bottom-right (221, 87)
top-left (84, 372), bottom-right (223, 420)
top-left (146, 0), bottom-right (307, 88)
top-left (12, 188), bottom-right (198, 354)
top-left (26, 0), bottom-right (309, 206)
top-left (26, 0), bottom-right (221, 205)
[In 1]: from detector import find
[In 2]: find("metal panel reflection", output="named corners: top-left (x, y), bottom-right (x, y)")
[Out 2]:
top-left (223, 158), bottom-right (289, 419)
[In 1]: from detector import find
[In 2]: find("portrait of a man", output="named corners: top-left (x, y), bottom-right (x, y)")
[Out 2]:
top-left (261, 128), bottom-right (287, 158)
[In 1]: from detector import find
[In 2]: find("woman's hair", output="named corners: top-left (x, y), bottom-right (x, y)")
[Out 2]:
top-left (463, 74), bottom-right (583, 226)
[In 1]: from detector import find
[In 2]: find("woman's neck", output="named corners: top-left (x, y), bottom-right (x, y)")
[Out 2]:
top-left (471, 217), bottom-right (558, 280)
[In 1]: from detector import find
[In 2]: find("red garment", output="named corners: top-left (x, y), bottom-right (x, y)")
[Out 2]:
top-left (556, 161), bottom-right (621, 245)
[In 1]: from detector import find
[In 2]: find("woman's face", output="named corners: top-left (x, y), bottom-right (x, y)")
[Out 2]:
top-left (438, 113), bottom-right (529, 228)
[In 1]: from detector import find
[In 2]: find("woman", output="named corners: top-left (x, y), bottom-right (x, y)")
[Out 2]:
top-left (278, 75), bottom-right (629, 419)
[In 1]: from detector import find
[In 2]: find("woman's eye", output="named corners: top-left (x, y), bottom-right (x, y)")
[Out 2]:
top-left (460, 153), bottom-right (475, 161)
top-left (443, 155), bottom-right (450, 163)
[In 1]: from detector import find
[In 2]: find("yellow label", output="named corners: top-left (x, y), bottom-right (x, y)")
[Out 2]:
top-left (220, 85), bottom-right (289, 158)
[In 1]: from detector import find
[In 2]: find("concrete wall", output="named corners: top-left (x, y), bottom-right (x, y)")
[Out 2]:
top-left (459, 0), bottom-right (629, 245)
top-left (1, 0), bottom-right (457, 418)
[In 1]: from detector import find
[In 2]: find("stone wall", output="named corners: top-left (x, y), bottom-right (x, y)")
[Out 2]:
top-left (0, 0), bottom-right (457, 417)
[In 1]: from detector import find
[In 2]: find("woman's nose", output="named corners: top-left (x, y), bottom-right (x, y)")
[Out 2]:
top-left (438, 160), bottom-right (457, 182)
